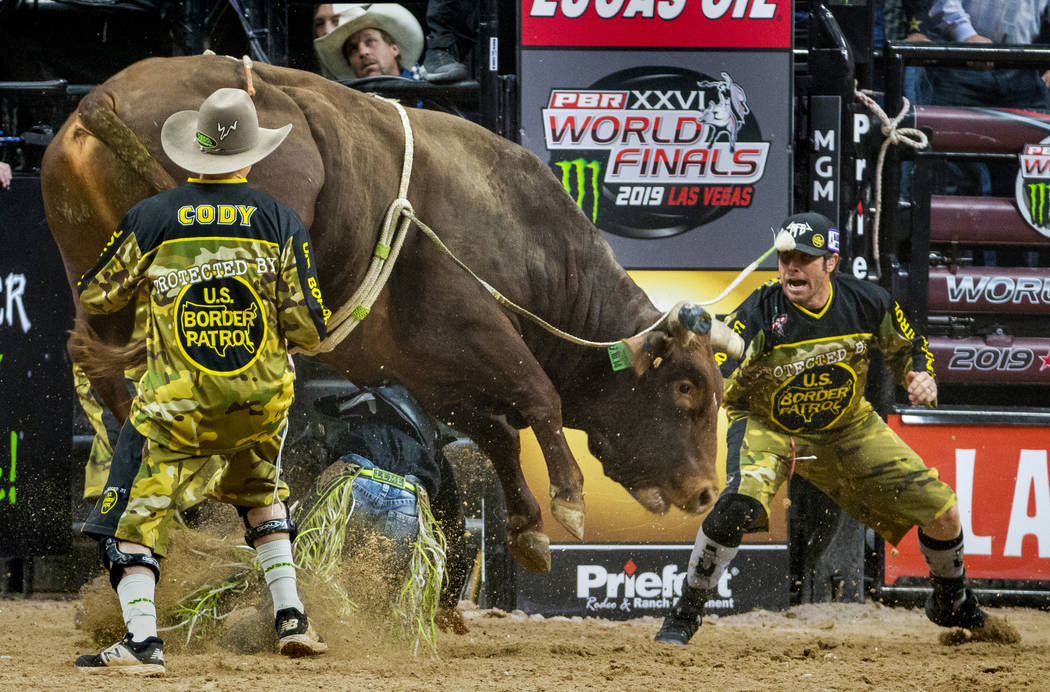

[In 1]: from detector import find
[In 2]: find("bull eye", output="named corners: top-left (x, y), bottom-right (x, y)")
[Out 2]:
top-left (678, 383), bottom-right (692, 394)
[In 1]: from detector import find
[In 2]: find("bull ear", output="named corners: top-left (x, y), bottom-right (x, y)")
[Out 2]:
top-left (618, 332), bottom-right (671, 376)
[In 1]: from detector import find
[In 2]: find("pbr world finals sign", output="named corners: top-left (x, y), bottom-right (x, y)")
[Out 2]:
top-left (1017, 138), bottom-right (1050, 238)
top-left (515, 0), bottom-right (793, 618)
top-left (520, 0), bottom-right (792, 269)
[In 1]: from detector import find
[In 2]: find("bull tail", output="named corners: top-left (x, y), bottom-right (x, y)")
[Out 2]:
top-left (68, 317), bottom-right (146, 379)
top-left (76, 90), bottom-right (177, 194)
top-left (44, 87), bottom-right (175, 377)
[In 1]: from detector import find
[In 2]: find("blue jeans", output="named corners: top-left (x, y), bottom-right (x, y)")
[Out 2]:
top-left (926, 67), bottom-right (1050, 110)
top-left (341, 454), bottom-right (420, 566)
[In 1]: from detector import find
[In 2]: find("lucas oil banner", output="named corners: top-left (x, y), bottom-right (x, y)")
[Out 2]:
top-left (519, 0), bottom-right (793, 269)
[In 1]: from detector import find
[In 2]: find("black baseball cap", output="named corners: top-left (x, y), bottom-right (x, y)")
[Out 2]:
top-left (775, 212), bottom-right (840, 256)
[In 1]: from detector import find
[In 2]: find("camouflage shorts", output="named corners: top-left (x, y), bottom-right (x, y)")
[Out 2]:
top-left (74, 365), bottom-right (220, 510)
top-left (82, 420), bottom-right (289, 557)
top-left (725, 409), bottom-right (957, 545)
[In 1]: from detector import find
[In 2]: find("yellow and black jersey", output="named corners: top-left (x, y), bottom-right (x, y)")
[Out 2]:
top-left (719, 274), bottom-right (935, 434)
top-left (77, 178), bottom-right (328, 453)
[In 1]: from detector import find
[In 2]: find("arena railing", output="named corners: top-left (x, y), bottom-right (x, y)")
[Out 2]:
top-left (882, 42), bottom-right (1050, 403)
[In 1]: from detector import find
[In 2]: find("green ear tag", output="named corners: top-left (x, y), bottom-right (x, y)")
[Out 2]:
top-left (608, 342), bottom-right (633, 371)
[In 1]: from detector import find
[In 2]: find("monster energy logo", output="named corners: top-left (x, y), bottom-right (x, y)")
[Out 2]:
top-left (556, 159), bottom-right (601, 223)
top-left (1026, 182), bottom-right (1050, 228)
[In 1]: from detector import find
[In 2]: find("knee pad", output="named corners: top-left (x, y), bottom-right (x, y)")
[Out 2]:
top-left (98, 536), bottom-right (161, 590)
top-left (702, 494), bottom-right (764, 547)
top-left (236, 504), bottom-right (298, 547)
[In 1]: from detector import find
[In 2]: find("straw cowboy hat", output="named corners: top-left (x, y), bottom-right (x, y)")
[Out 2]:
top-left (314, 4), bottom-right (424, 81)
top-left (161, 88), bottom-right (291, 175)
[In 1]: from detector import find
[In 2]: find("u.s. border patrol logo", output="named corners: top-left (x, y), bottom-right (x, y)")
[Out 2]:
top-left (100, 488), bottom-right (119, 514)
top-left (771, 363), bottom-right (856, 432)
top-left (174, 275), bottom-right (267, 375)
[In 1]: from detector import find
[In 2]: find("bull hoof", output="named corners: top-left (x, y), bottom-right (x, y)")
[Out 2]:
top-left (551, 497), bottom-right (585, 540)
top-left (509, 530), bottom-right (551, 574)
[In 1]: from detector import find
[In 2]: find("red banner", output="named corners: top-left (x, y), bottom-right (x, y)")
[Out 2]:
top-left (886, 416), bottom-right (1050, 582)
top-left (520, 0), bottom-right (792, 48)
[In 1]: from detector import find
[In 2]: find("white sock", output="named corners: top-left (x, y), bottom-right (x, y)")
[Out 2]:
top-left (255, 538), bottom-right (304, 615)
top-left (116, 572), bottom-right (157, 642)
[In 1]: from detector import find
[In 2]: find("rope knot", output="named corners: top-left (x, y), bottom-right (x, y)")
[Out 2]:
top-left (855, 87), bottom-right (930, 271)
top-left (390, 197), bottom-right (414, 218)
top-left (879, 96), bottom-right (929, 150)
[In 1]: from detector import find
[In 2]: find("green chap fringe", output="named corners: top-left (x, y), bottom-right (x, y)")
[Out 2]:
top-left (392, 483), bottom-right (447, 655)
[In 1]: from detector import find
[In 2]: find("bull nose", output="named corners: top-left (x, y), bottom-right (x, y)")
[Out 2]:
top-left (667, 480), bottom-right (719, 515)
top-left (696, 485), bottom-right (718, 514)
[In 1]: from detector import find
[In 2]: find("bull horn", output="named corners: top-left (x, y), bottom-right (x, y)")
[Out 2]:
top-left (667, 301), bottom-right (710, 348)
top-left (672, 302), bottom-right (712, 335)
top-left (669, 301), bottom-right (745, 360)
top-left (710, 318), bottom-right (745, 360)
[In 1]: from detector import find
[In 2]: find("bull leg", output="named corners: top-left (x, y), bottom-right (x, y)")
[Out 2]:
top-left (501, 368), bottom-right (586, 541)
top-left (450, 408), bottom-right (552, 574)
top-left (528, 412), bottom-right (585, 541)
top-left (449, 345), bottom-right (586, 541)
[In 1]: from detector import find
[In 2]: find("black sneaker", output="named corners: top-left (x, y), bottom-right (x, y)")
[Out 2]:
top-left (74, 632), bottom-right (165, 675)
top-left (275, 607), bottom-right (328, 657)
top-left (654, 583), bottom-right (707, 645)
top-left (926, 576), bottom-right (989, 629)
top-left (421, 48), bottom-right (469, 83)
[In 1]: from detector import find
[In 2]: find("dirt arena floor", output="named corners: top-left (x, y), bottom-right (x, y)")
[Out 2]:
top-left (0, 596), bottom-right (1046, 691)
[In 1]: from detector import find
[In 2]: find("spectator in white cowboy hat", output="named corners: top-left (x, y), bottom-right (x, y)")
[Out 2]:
top-left (314, 3), bottom-right (423, 80)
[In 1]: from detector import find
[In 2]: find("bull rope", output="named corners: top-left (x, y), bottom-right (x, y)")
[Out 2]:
top-left (309, 95), bottom-right (419, 352)
top-left (854, 87), bottom-right (929, 273)
top-left (309, 98), bottom-right (775, 354)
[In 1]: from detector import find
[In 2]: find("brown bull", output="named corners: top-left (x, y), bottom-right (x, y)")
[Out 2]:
top-left (41, 55), bottom-right (741, 574)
